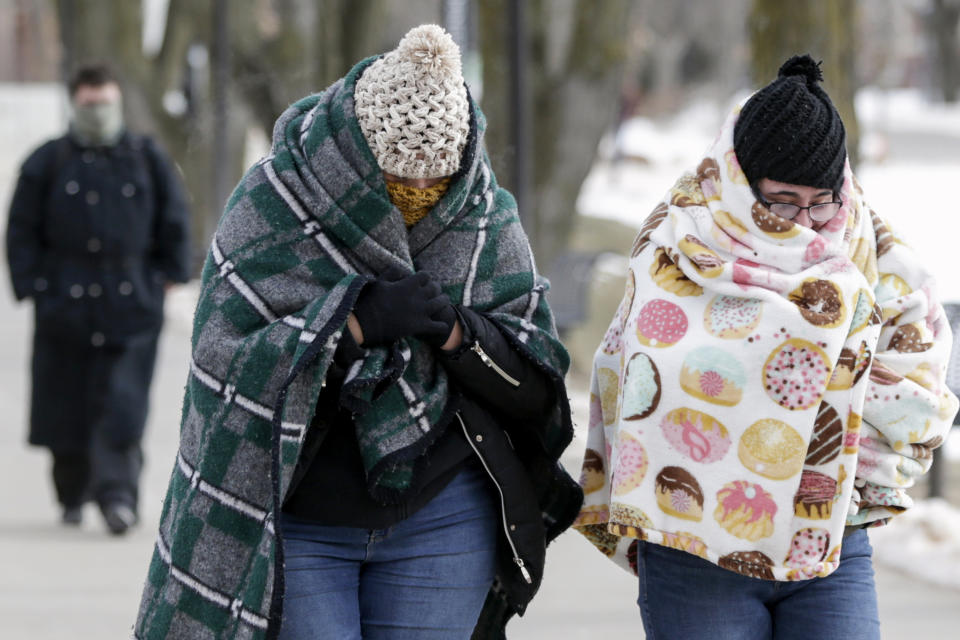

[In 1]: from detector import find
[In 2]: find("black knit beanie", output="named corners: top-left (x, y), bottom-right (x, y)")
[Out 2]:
top-left (734, 54), bottom-right (846, 192)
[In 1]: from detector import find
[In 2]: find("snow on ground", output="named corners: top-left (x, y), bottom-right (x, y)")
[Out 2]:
top-left (869, 499), bottom-right (960, 589)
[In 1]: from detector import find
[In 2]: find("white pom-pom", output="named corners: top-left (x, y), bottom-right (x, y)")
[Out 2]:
top-left (397, 24), bottom-right (460, 74)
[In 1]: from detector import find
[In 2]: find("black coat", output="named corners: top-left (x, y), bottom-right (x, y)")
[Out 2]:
top-left (7, 132), bottom-right (192, 448)
top-left (439, 306), bottom-right (583, 639)
top-left (6, 132), bottom-right (191, 346)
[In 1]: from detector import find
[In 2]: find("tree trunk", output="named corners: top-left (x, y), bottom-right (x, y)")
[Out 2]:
top-left (479, 0), bottom-right (632, 268)
top-left (931, 0), bottom-right (960, 103)
top-left (231, 0), bottom-right (386, 136)
top-left (748, 0), bottom-right (860, 168)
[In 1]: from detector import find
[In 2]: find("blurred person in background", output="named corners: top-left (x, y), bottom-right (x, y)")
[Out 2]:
top-left (5, 65), bottom-right (192, 535)
top-left (574, 55), bottom-right (958, 639)
top-left (134, 24), bottom-right (580, 639)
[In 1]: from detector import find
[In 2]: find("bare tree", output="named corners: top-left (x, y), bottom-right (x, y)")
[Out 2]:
top-left (748, 0), bottom-right (861, 167)
top-left (479, 0), bottom-right (633, 267)
top-left (930, 0), bottom-right (960, 102)
top-left (230, 0), bottom-right (388, 136)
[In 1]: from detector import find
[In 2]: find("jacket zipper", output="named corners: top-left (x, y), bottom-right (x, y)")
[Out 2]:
top-left (471, 341), bottom-right (521, 388)
top-left (457, 413), bottom-right (532, 584)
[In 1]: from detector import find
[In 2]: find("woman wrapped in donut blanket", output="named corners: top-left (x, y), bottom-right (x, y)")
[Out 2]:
top-left (573, 55), bottom-right (958, 640)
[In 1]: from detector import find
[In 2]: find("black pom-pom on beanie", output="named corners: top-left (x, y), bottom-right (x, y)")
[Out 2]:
top-left (733, 54), bottom-right (846, 192)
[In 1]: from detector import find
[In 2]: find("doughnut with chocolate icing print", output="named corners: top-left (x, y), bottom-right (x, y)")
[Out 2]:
top-left (650, 248), bottom-right (704, 297)
top-left (793, 470), bottom-right (837, 520)
top-left (762, 339), bottom-right (832, 411)
top-left (671, 174), bottom-right (708, 207)
top-left (714, 480), bottom-right (777, 541)
top-left (889, 323), bottom-right (933, 353)
top-left (805, 401), bottom-right (843, 465)
top-left (660, 407), bottom-right (731, 464)
top-left (827, 341), bottom-right (871, 390)
top-left (704, 294), bottom-right (763, 339)
top-left (631, 203), bottom-right (669, 257)
top-left (751, 200), bottom-right (801, 239)
top-left (636, 299), bottom-right (688, 348)
top-left (655, 466), bottom-right (705, 521)
top-left (696, 156), bottom-right (721, 185)
top-left (579, 448), bottom-right (605, 494)
top-left (788, 278), bottom-right (847, 328)
top-left (718, 550), bottom-right (775, 580)
top-left (870, 209), bottom-right (896, 257)
top-left (869, 361), bottom-right (903, 386)
top-left (678, 234), bottom-right (724, 278)
top-left (698, 157), bottom-right (722, 201)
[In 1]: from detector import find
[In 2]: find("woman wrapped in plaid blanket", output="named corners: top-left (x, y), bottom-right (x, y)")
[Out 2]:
top-left (135, 24), bottom-right (581, 640)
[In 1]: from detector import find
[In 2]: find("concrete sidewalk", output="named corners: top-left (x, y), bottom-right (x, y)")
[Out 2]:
top-left (1, 288), bottom-right (958, 639)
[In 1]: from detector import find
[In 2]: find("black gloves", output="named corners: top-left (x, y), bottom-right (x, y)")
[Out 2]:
top-left (352, 267), bottom-right (457, 347)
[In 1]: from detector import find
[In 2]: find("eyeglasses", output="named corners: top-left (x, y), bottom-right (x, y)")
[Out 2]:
top-left (759, 197), bottom-right (842, 223)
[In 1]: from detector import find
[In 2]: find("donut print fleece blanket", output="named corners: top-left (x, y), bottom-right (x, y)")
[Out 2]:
top-left (574, 106), bottom-right (959, 581)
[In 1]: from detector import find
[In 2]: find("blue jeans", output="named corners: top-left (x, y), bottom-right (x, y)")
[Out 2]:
top-left (636, 529), bottom-right (880, 640)
top-left (278, 465), bottom-right (498, 639)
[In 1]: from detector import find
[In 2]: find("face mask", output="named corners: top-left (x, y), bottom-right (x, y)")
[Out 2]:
top-left (385, 178), bottom-right (452, 227)
top-left (71, 100), bottom-right (124, 146)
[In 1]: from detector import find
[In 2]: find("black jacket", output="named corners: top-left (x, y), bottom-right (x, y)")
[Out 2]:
top-left (442, 306), bottom-right (583, 638)
top-left (284, 304), bottom-right (582, 638)
top-left (6, 132), bottom-right (191, 345)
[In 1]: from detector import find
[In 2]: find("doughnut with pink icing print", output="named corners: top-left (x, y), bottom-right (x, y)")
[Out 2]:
top-left (784, 527), bottom-right (830, 568)
top-left (660, 408), bottom-right (731, 463)
top-left (762, 339), bottom-right (832, 411)
top-left (599, 321), bottom-right (623, 356)
top-left (636, 299), bottom-right (688, 348)
top-left (612, 432), bottom-right (649, 496)
top-left (714, 480), bottom-right (777, 541)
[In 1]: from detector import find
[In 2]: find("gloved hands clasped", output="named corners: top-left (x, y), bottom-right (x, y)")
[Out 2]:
top-left (352, 267), bottom-right (458, 348)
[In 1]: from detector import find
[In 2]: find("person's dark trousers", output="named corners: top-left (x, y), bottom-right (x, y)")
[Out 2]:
top-left (32, 332), bottom-right (158, 516)
top-left (51, 450), bottom-right (90, 508)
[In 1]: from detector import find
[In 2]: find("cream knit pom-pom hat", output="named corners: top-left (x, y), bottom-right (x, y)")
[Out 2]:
top-left (354, 24), bottom-right (470, 179)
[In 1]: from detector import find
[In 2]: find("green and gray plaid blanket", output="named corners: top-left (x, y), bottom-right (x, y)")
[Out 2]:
top-left (134, 56), bottom-right (573, 639)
